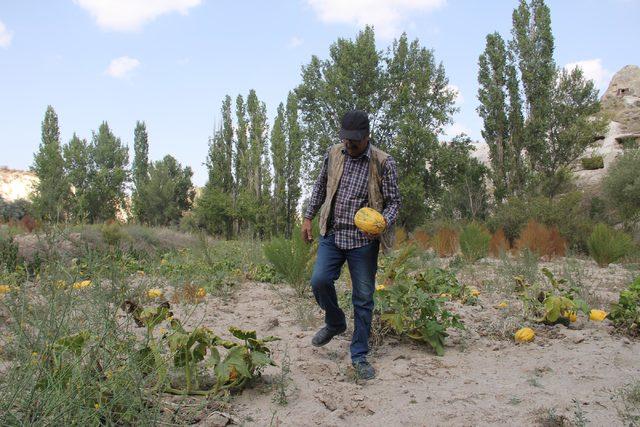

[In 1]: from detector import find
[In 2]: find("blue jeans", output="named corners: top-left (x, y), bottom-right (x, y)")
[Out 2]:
top-left (310, 234), bottom-right (380, 363)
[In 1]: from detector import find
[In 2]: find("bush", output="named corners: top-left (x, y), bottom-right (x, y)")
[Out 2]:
top-left (587, 223), bottom-right (635, 267)
top-left (618, 136), bottom-right (639, 150)
top-left (609, 276), bottom-right (640, 336)
top-left (432, 227), bottom-right (459, 257)
top-left (459, 223), bottom-right (491, 261)
top-left (412, 229), bottom-right (430, 250)
top-left (515, 220), bottom-right (566, 258)
top-left (581, 155), bottom-right (604, 170)
top-left (489, 227), bottom-right (510, 257)
top-left (264, 227), bottom-right (315, 296)
top-left (0, 233), bottom-right (19, 272)
top-left (603, 149), bottom-right (640, 223)
top-left (488, 192), bottom-right (592, 252)
top-left (0, 198), bottom-right (33, 223)
top-left (101, 221), bottom-right (125, 246)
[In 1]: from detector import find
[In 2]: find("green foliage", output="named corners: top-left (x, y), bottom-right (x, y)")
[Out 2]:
top-left (247, 263), bottom-right (278, 283)
top-left (131, 121), bottom-right (150, 222)
top-left (101, 221), bottom-right (124, 246)
top-left (587, 223), bottom-right (635, 267)
top-left (263, 226), bottom-right (316, 296)
top-left (374, 270), bottom-right (465, 356)
top-left (62, 134), bottom-right (91, 221)
top-left (0, 197), bottom-right (33, 222)
top-left (488, 192), bottom-right (593, 251)
top-left (31, 106), bottom-right (69, 222)
top-left (516, 267), bottom-right (589, 324)
top-left (138, 155), bottom-right (195, 226)
top-left (618, 136), bottom-right (639, 150)
top-left (581, 155), bottom-right (604, 170)
top-left (85, 122), bottom-right (129, 222)
top-left (296, 28), bottom-right (456, 228)
top-left (609, 276), bottom-right (640, 336)
top-left (459, 223), bottom-right (491, 261)
top-left (0, 233), bottom-right (19, 272)
top-left (603, 149), bottom-right (640, 223)
top-left (431, 136), bottom-right (489, 220)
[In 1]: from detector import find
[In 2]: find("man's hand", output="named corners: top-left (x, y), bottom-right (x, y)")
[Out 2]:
top-left (301, 218), bottom-right (314, 243)
top-left (363, 217), bottom-right (386, 240)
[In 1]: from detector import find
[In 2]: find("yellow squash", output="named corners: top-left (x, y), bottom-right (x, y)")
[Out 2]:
top-left (562, 311), bottom-right (577, 322)
top-left (354, 207), bottom-right (386, 235)
top-left (589, 309), bottom-right (607, 321)
top-left (514, 327), bottom-right (535, 343)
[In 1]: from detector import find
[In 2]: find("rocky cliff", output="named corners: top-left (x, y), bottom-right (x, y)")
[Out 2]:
top-left (0, 167), bottom-right (37, 202)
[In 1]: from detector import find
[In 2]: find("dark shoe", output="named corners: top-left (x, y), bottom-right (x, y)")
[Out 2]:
top-left (311, 325), bottom-right (346, 347)
top-left (352, 360), bottom-right (375, 380)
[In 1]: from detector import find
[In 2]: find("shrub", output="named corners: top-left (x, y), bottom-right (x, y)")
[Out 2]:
top-left (412, 229), bottom-right (430, 250)
top-left (488, 192), bottom-right (593, 251)
top-left (459, 223), bottom-right (491, 261)
top-left (609, 276), bottom-right (640, 336)
top-left (581, 155), bottom-right (604, 170)
top-left (618, 136), bottom-right (639, 150)
top-left (394, 226), bottom-right (408, 249)
top-left (587, 223), bottom-right (635, 267)
top-left (515, 220), bottom-right (566, 258)
top-left (489, 227), bottom-right (510, 257)
top-left (0, 233), bottom-right (19, 272)
top-left (0, 198), bottom-right (33, 223)
top-left (101, 221), bottom-right (124, 247)
top-left (603, 149), bottom-right (640, 223)
top-left (432, 227), bottom-right (458, 257)
top-left (264, 227), bottom-right (315, 296)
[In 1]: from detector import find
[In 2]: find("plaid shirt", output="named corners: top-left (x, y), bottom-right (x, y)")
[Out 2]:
top-left (305, 143), bottom-right (401, 250)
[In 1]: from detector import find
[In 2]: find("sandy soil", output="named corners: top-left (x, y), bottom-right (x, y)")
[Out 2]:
top-left (166, 257), bottom-right (640, 427)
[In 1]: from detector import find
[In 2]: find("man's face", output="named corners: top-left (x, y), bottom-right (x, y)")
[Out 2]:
top-left (343, 136), bottom-right (369, 157)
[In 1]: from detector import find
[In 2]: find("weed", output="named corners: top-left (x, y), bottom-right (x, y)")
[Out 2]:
top-left (272, 345), bottom-right (292, 406)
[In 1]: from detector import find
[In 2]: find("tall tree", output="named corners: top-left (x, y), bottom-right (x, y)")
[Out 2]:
top-left (141, 155), bottom-right (194, 226)
top-left (284, 91), bottom-right (303, 238)
top-left (477, 32), bottom-right (510, 201)
top-left (297, 26), bottom-right (384, 183)
top-left (31, 105), bottom-right (68, 222)
top-left (246, 89), bottom-right (271, 237)
top-left (86, 122), bottom-right (129, 222)
top-left (270, 103), bottom-right (287, 235)
top-left (63, 133), bottom-right (90, 221)
top-left (132, 121), bottom-right (149, 222)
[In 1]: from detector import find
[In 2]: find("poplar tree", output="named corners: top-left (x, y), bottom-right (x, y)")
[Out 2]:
top-left (284, 91), bottom-right (303, 238)
top-left (63, 133), bottom-right (90, 221)
top-left (86, 122), bottom-right (129, 222)
top-left (31, 105), bottom-right (68, 222)
top-left (132, 121), bottom-right (149, 222)
top-left (270, 103), bottom-right (287, 235)
top-left (143, 155), bottom-right (194, 226)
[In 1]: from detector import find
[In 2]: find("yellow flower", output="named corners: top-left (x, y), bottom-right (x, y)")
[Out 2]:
top-left (469, 287), bottom-right (480, 297)
top-left (147, 288), bottom-right (163, 298)
top-left (589, 309), bottom-right (607, 322)
top-left (496, 301), bottom-right (508, 309)
top-left (158, 327), bottom-right (168, 335)
top-left (55, 280), bottom-right (66, 289)
top-left (137, 270), bottom-right (146, 276)
top-left (563, 310), bottom-right (577, 322)
top-left (196, 287), bottom-right (206, 298)
top-left (94, 403), bottom-right (100, 410)
top-left (160, 259), bottom-right (167, 265)
top-left (105, 370), bottom-right (113, 380)
top-left (0, 285), bottom-right (11, 294)
top-left (375, 284), bottom-right (385, 291)
top-left (439, 293), bottom-right (452, 299)
top-left (72, 280), bottom-right (92, 290)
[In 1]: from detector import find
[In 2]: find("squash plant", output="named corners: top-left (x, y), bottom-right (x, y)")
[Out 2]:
top-left (516, 268), bottom-right (589, 324)
top-left (609, 276), bottom-right (640, 336)
top-left (375, 274), bottom-right (464, 356)
top-left (122, 299), bottom-right (279, 396)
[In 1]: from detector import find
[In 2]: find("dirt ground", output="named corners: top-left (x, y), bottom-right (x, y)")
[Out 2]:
top-left (170, 257), bottom-right (640, 427)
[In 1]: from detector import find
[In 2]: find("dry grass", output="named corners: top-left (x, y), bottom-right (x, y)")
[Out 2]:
top-left (412, 229), bottom-right (431, 250)
top-left (489, 227), bottom-right (510, 257)
top-left (433, 227), bottom-right (459, 257)
top-left (515, 220), bottom-right (567, 258)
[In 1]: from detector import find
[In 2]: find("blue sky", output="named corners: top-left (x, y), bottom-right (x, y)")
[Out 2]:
top-left (1, 0), bottom-right (638, 186)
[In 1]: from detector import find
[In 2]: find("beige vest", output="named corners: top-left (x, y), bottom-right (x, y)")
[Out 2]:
top-left (318, 142), bottom-right (395, 252)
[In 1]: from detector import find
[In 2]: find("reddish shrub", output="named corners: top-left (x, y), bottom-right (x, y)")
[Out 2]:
top-left (412, 229), bottom-right (431, 250)
top-left (489, 227), bottom-right (510, 257)
top-left (20, 215), bottom-right (37, 233)
top-left (515, 220), bottom-right (567, 258)
top-left (433, 227), bottom-right (459, 257)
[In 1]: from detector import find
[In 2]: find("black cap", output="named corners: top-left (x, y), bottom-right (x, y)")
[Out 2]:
top-left (339, 110), bottom-right (370, 140)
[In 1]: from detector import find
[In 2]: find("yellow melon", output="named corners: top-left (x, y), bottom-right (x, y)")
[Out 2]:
top-left (514, 327), bottom-right (535, 343)
top-left (354, 207), bottom-right (386, 235)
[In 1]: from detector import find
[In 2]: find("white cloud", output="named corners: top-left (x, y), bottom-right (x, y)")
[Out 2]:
top-left (105, 56), bottom-right (140, 79)
top-left (74, 0), bottom-right (201, 32)
top-left (447, 84), bottom-right (464, 105)
top-left (563, 59), bottom-right (613, 90)
top-left (288, 36), bottom-right (304, 48)
top-left (307, 0), bottom-right (446, 38)
top-left (0, 20), bottom-right (14, 48)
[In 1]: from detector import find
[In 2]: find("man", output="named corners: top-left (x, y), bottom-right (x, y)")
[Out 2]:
top-left (301, 110), bottom-right (401, 380)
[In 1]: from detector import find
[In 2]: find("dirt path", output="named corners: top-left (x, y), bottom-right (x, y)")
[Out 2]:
top-left (178, 260), bottom-right (640, 426)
